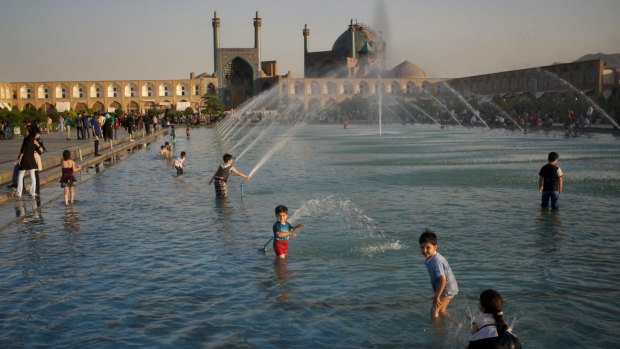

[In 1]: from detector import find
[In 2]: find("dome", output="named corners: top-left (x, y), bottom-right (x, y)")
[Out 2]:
top-left (390, 60), bottom-right (427, 78)
top-left (331, 23), bottom-right (379, 54)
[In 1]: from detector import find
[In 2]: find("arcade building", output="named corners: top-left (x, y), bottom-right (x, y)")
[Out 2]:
top-left (1, 12), bottom-right (618, 114)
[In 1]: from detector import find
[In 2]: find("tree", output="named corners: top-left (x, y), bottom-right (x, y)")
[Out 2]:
top-left (184, 107), bottom-right (194, 116)
top-left (201, 94), bottom-right (224, 122)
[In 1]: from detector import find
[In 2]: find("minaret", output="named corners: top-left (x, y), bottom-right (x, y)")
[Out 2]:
top-left (254, 11), bottom-right (262, 69)
top-left (212, 11), bottom-right (220, 75)
top-left (303, 24), bottom-right (310, 54)
top-left (349, 19), bottom-right (356, 59)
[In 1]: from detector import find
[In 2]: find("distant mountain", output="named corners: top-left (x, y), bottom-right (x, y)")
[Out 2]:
top-left (574, 53), bottom-right (620, 67)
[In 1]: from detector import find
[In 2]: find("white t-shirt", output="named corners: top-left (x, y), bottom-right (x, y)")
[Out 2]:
top-left (469, 313), bottom-right (499, 341)
top-left (174, 157), bottom-right (185, 168)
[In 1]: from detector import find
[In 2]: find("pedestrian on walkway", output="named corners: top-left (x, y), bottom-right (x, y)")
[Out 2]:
top-left (16, 126), bottom-right (40, 197)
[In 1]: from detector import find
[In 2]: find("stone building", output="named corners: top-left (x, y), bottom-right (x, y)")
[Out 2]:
top-left (1, 12), bottom-right (618, 114)
top-left (0, 73), bottom-right (217, 114)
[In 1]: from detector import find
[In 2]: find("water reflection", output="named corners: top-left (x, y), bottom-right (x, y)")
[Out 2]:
top-left (63, 205), bottom-right (81, 234)
top-left (14, 197), bottom-right (44, 226)
top-left (536, 209), bottom-right (563, 253)
top-left (273, 258), bottom-right (292, 302)
top-left (536, 209), bottom-right (563, 284)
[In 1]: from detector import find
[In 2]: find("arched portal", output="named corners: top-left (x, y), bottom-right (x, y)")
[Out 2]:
top-left (92, 101), bottom-right (104, 113)
top-left (75, 102), bottom-right (87, 112)
top-left (128, 101), bottom-right (139, 113)
top-left (222, 57), bottom-right (254, 108)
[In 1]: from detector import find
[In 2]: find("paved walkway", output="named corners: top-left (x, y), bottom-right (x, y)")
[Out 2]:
top-left (0, 127), bottom-right (166, 202)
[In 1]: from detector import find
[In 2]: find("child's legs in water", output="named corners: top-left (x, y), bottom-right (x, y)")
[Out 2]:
top-left (541, 191), bottom-right (551, 208)
top-left (431, 295), bottom-right (453, 318)
top-left (64, 186), bottom-right (70, 205)
top-left (549, 191), bottom-right (560, 209)
top-left (69, 186), bottom-right (75, 203)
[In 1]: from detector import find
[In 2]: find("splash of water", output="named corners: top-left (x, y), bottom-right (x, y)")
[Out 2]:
top-left (439, 81), bottom-right (491, 129)
top-left (383, 93), bottom-right (439, 125)
top-left (235, 120), bottom-right (277, 160)
top-left (420, 88), bottom-right (464, 127)
top-left (378, 80), bottom-right (383, 136)
top-left (537, 68), bottom-right (620, 130)
top-left (288, 196), bottom-right (402, 256)
top-left (289, 196), bottom-right (384, 238)
top-left (248, 122), bottom-right (306, 177)
top-left (480, 99), bottom-right (523, 131)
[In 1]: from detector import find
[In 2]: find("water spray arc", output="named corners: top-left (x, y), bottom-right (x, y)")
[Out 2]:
top-left (536, 68), bottom-right (620, 130)
top-left (439, 81), bottom-right (491, 129)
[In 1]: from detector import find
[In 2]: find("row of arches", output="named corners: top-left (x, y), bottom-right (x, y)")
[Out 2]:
top-left (20, 99), bottom-right (195, 113)
top-left (1, 83), bottom-right (217, 100)
top-left (275, 79), bottom-right (439, 97)
top-left (466, 71), bottom-right (597, 94)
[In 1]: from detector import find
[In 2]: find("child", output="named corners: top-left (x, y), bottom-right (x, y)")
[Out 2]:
top-left (170, 125), bottom-right (176, 143)
top-left (186, 126), bottom-right (190, 139)
top-left (158, 145), bottom-right (166, 157)
top-left (538, 151), bottom-right (563, 209)
top-left (272, 205), bottom-right (304, 259)
top-left (468, 289), bottom-right (522, 349)
top-left (208, 153), bottom-right (250, 197)
top-left (174, 151), bottom-right (186, 176)
top-left (60, 150), bottom-right (81, 206)
top-left (419, 228), bottom-right (458, 319)
top-left (165, 142), bottom-right (173, 159)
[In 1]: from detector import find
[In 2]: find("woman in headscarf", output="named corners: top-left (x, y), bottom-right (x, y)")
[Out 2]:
top-left (16, 125), bottom-right (43, 197)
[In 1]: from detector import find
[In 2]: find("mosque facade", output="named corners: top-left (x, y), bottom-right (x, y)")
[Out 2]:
top-left (1, 12), bottom-right (618, 113)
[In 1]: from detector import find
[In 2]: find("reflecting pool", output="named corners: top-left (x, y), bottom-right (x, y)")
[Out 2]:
top-left (1, 125), bottom-right (619, 348)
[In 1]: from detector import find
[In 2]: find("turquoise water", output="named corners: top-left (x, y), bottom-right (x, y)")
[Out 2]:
top-left (1, 124), bottom-right (619, 348)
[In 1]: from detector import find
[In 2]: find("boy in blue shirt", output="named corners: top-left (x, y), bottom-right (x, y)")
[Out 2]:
top-left (419, 228), bottom-right (458, 319)
top-left (273, 205), bottom-right (304, 259)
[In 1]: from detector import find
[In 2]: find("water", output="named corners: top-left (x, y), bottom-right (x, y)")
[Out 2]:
top-left (1, 125), bottom-right (619, 348)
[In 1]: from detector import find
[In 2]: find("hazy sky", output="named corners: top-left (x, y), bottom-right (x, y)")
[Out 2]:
top-left (1, 0), bottom-right (619, 82)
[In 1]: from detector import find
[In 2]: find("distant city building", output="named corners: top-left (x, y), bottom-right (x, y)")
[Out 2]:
top-left (0, 73), bottom-right (217, 114)
top-left (1, 12), bottom-right (618, 113)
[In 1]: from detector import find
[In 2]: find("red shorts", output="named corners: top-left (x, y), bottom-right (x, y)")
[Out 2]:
top-left (273, 239), bottom-right (289, 256)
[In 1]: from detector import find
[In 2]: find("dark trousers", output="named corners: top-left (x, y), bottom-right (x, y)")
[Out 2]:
top-left (94, 139), bottom-right (100, 155)
top-left (81, 124), bottom-right (88, 139)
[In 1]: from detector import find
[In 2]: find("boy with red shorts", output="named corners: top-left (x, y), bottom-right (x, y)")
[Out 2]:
top-left (273, 205), bottom-right (304, 259)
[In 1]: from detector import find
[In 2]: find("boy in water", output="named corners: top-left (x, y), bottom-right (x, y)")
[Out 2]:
top-left (208, 153), bottom-right (250, 197)
top-left (272, 205), bottom-right (305, 259)
top-left (538, 151), bottom-right (563, 210)
top-left (174, 151), bottom-right (186, 176)
top-left (419, 228), bottom-right (458, 319)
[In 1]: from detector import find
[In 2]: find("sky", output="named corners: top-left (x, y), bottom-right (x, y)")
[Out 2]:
top-left (1, 0), bottom-right (619, 82)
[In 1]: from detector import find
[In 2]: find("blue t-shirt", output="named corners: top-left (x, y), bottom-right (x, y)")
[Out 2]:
top-left (273, 221), bottom-right (292, 241)
top-left (91, 117), bottom-right (102, 136)
top-left (424, 252), bottom-right (458, 297)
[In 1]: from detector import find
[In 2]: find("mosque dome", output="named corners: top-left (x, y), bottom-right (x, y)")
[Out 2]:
top-left (390, 60), bottom-right (427, 78)
top-left (331, 23), bottom-right (380, 54)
